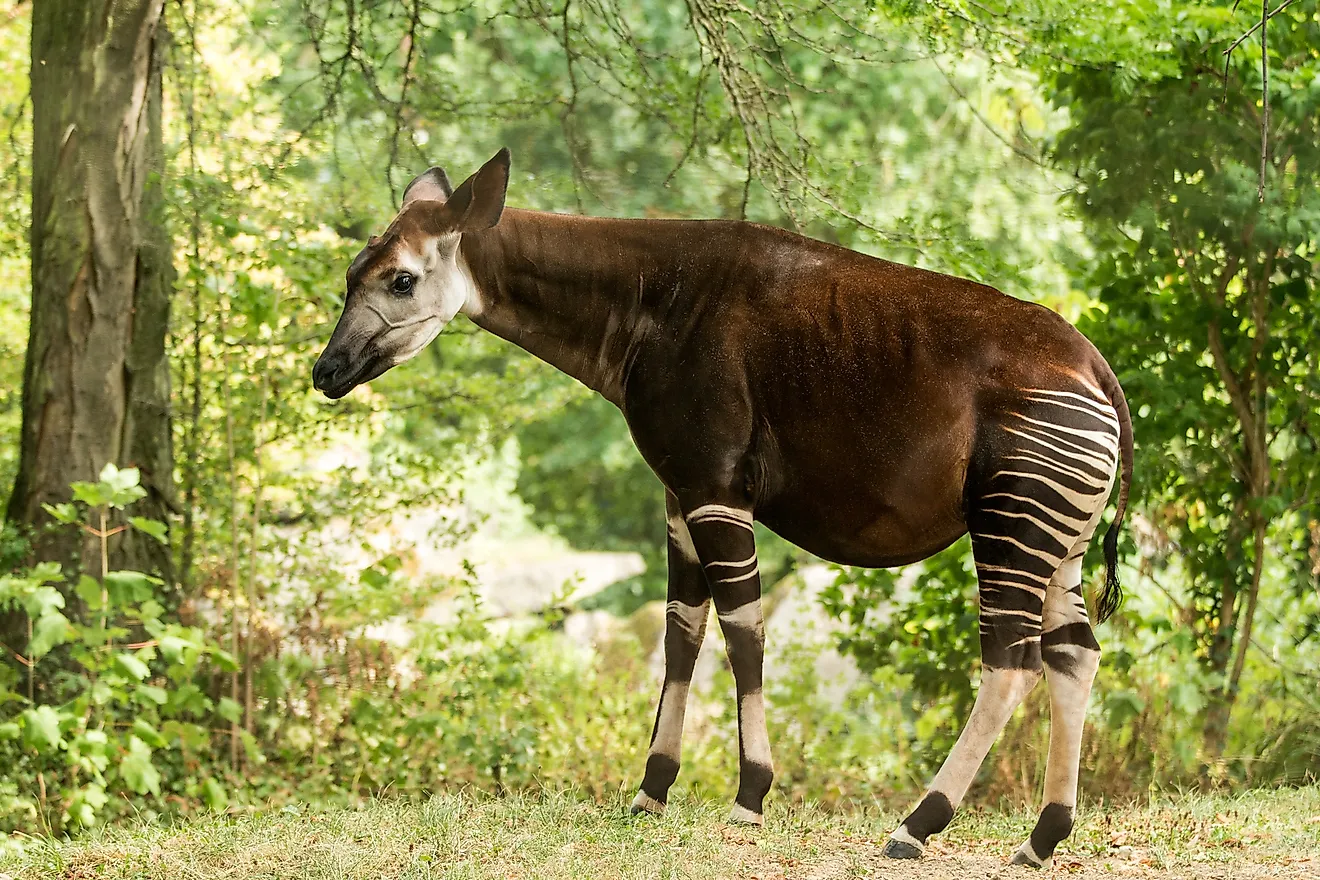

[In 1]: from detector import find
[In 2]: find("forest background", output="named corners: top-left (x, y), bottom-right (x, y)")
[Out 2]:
top-left (0, 0), bottom-right (1316, 848)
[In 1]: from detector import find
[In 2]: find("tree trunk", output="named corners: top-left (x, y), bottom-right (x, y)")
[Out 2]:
top-left (9, 0), bottom-right (174, 588)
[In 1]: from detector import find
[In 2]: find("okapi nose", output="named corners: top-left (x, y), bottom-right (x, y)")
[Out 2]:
top-left (312, 351), bottom-right (345, 393)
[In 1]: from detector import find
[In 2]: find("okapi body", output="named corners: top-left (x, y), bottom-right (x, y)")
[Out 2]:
top-left (313, 150), bottom-right (1133, 867)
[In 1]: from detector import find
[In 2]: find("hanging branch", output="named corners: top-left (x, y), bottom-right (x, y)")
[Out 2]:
top-left (1222, 0), bottom-right (1300, 201)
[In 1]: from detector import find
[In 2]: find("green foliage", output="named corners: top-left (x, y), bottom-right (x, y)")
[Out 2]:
top-left (824, 540), bottom-right (981, 722)
top-left (0, 469), bottom-right (231, 835)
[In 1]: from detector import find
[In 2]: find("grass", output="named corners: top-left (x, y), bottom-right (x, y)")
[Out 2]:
top-left (4, 787), bottom-right (1318, 879)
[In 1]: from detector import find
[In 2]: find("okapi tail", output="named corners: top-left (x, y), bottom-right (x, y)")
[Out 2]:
top-left (1097, 368), bottom-right (1133, 624)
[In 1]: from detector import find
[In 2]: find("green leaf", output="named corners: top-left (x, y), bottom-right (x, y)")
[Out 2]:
top-left (105, 570), bottom-right (163, 605)
top-left (202, 777), bottom-right (228, 811)
top-left (22, 585), bottom-right (65, 619)
top-left (21, 705), bottom-right (66, 752)
top-left (114, 652), bottom-right (151, 681)
top-left (69, 481), bottom-right (109, 508)
top-left (132, 718), bottom-right (167, 749)
top-left (136, 684), bottom-right (168, 706)
top-left (129, 516), bottom-right (168, 544)
top-left (99, 463), bottom-right (147, 508)
top-left (41, 502), bottom-right (81, 525)
top-left (75, 575), bottom-right (104, 611)
top-left (217, 697), bottom-right (243, 724)
top-left (28, 611), bottom-right (73, 659)
top-left (118, 736), bottom-right (161, 796)
top-left (68, 782), bottom-right (108, 828)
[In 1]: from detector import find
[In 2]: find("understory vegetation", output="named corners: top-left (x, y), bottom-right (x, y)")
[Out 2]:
top-left (0, 0), bottom-right (1317, 858)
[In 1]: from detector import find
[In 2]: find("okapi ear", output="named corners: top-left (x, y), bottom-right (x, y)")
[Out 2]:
top-left (402, 166), bottom-right (453, 207)
top-left (445, 148), bottom-right (511, 232)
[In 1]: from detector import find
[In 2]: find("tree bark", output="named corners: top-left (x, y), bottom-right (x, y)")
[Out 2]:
top-left (9, 0), bottom-right (174, 588)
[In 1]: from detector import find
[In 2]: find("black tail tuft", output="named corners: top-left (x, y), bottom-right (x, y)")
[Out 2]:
top-left (1096, 366), bottom-right (1133, 625)
top-left (1097, 522), bottom-right (1123, 624)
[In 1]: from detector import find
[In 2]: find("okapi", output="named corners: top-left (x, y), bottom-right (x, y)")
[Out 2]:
top-left (313, 149), bottom-right (1133, 868)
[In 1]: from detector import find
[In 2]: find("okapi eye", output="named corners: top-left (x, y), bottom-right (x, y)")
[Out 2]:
top-left (392, 273), bottom-right (415, 295)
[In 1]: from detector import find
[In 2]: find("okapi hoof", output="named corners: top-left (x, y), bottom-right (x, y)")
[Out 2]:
top-left (1010, 844), bottom-right (1048, 869)
top-left (630, 790), bottom-right (665, 816)
top-left (728, 804), bottom-right (764, 826)
top-left (882, 837), bottom-right (924, 860)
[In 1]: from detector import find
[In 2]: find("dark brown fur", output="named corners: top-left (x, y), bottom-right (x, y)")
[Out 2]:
top-left (455, 210), bottom-right (1131, 573)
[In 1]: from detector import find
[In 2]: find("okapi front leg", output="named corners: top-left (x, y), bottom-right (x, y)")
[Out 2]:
top-left (683, 502), bottom-right (773, 825)
top-left (632, 495), bottom-right (711, 815)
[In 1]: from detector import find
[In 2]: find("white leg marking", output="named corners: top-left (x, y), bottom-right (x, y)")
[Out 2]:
top-left (928, 667), bottom-right (1041, 807)
top-left (975, 563), bottom-right (1051, 584)
top-left (716, 599), bottom-right (763, 631)
top-left (686, 504), bottom-right (753, 526)
top-left (665, 600), bottom-right (709, 638)
top-left (974, 532), bottom-right (1065, 564)
top-left (714, 566), bottom-right (760, 584)
top-left (631, 790), bottom-right (665, 814)
top-left (739, 691), bottom-right (773, 770)
top-left (651, 681), bottom-right (691, 762)
top-left (667, 512), bottom-right (699, 563)
top-left (728, 803), bottom-right (764, 825)
top-left (1013, 840), bottom-right (1047, 867)
top-left (705, 553), bottom-right (757, 569)
top-left (888, 826), bottom-right (926, 852)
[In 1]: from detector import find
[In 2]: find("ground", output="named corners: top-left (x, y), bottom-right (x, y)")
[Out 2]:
top-left (5, 788), bottom-right (1318, 879)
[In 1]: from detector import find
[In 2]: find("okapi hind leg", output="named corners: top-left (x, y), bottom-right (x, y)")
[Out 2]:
top-left (1011, 513), bottom-right (1107, 867)
top-left (632, 495), bottom-right (712, 815)
top-left (881, 635), bottom-right (1044, 859)
top-left (885, 399), bottom-right (1113, 860)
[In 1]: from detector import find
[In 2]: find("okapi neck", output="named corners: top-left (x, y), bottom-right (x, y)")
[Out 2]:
top-left (458, 208), bottom-right (668, 407)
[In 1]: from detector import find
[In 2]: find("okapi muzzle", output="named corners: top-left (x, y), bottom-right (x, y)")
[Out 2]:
top-left (313, 147), bottom-right (1135, 868)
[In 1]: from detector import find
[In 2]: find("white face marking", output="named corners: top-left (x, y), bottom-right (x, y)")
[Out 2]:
top-left (371, 234), bottom-right (481, 368)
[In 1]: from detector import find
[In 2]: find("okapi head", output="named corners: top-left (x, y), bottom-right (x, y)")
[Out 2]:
top-left (312, 148), bottom-right (511, 399)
